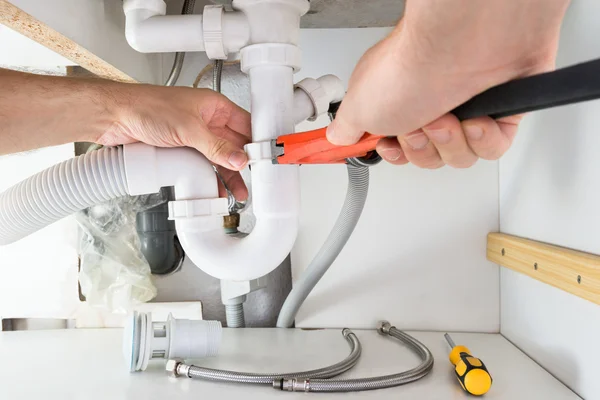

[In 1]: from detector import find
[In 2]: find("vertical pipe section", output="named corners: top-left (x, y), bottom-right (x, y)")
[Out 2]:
top-left (248, 66), bottom-right (295, 141)
top-left (247, 66), bottom-right (300, 222)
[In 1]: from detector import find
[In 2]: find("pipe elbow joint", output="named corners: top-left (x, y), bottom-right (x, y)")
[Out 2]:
top-left (124, 144), bottom-right (300, 281)
top-left (177, 217), bottom-right (298, 281)
top-left (293, 75), bottom-right (345, 124)
top-left (175, 162), bottom-right (300, 281)
top-left (123, 143), bottom-right (219, 199)
top-left (123, 0), bottom-right (167, 53)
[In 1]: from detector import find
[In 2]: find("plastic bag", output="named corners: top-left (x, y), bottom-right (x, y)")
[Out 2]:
top-left (76, 193), bottom-right (164, 314)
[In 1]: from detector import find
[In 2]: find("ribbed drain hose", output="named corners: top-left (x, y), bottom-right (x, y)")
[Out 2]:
top-left (274, 323), bottom-right (434, 392)
top-left (276, 165), bottom-right (369, 328)
top-left (172, 329), bottom-right (361, 384)
top-left (0, 146), bottom-right (129, 245)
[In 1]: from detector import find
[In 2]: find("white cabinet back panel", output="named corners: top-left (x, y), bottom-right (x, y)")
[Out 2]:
top-left (499, 2), bottom-right (600, 398)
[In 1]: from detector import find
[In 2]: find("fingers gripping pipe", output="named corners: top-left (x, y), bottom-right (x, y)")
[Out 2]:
top-left (0, 147), bottom-right (129, 245)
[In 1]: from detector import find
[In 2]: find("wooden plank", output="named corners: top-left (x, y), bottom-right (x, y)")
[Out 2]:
top-left (488, 233), bottom-right (600, 305)
top-left (0, 1), bottom-right (135, 82)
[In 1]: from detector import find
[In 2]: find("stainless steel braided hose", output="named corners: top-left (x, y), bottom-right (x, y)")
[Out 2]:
top-left (275, 321), bottom-right (434, 393)
top-left (168, 328), bottom-right (361, 384)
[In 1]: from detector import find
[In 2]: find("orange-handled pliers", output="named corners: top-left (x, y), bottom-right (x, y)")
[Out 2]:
top-left (272, 58), bottom-right (600, 165)
top-left (272, 127), bottom-right (384, 165)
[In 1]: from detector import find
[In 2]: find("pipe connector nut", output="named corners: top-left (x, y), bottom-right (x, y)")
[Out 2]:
top-left (240, 43), bottom-right (302, 73)
top-left (377, 320), bottom-right (392, 335)
top-left (165, 359), bottom-right (182, 378)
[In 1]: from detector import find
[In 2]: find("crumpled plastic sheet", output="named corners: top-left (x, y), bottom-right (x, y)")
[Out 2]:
top-left (76, 193), bottom-right (165, 314)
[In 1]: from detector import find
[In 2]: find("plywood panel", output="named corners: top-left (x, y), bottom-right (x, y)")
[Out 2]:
top-left (488, 233), bottom-right (600, 305)
top-left (3, 0), bottom-right (162, 83)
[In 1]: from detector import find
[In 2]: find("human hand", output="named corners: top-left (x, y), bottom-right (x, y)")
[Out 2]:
top-left (97, 85), bottom-right (251, 199)
top-left (327, 0), bottom-right (569, 168)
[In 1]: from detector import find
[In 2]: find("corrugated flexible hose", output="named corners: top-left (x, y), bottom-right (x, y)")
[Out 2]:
top-left (276, 164), bottom-right (369, 328)
top-left (174, 328), bottom-right (361, 384)
top-left (0, 147), bottom-right (129, 245)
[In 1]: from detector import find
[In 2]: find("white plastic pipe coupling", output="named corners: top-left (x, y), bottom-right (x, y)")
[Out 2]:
top-left (123, 311), bottom-right (222, 372)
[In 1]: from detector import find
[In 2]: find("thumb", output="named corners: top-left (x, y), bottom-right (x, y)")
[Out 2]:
top-left (327, 106), bottom-right (365, 146)
top-left (190, 130), bottom-right (248, 171)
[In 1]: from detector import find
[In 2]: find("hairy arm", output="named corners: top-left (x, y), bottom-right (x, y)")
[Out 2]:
top-left (0, 68), bottom-right (120, 154)
top-left (0, 68), bottom-right (252, 198)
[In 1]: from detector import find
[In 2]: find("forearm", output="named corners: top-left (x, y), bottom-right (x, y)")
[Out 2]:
top-left (0, 68), bottom-right (125, 155)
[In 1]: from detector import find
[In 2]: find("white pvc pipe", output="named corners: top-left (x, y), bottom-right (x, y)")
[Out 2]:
top-left (318, 74), bottom-right (346, 104)
top-left (175, 66), bottom-right (300, 281)
top-left (249, 66), bottom-right (296, 141)
top-left (293, 89), bottom-right (316, 124)
top-left (123, 140), bottom-right (299, 282)
top-left (123, 0), bottom-right (249, 54)
top-left (293, 75), bottom-right (346, 124)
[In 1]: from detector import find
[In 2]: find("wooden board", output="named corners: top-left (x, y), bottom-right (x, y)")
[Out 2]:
top-left (0, 0), bottom-right (135, 82)
top-left (488, 233), bottom-right (600, 305)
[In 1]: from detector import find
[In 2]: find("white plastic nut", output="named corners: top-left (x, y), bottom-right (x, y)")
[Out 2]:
top-left (295, 78), bottom-right (329, 121)
top-left (244, 141), bottom-right (274, 164)
top-left (240, 43), bottom-right (302, 73)
top-left (203, 5), bottom-right (227, 60)
top-left (168, 198), bottom-right (229, 220)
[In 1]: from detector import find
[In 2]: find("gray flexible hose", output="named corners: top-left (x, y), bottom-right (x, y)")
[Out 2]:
top-left (164, 0), bottom-right (196, 86)
top-left (276, 165), bottom-right (369, 328)
top-left (275, 322), bottom-right (434, 393)
top-left (172, 328), bottom-right (361, 384)
top-left (0, 147), bottom-right (129, 245)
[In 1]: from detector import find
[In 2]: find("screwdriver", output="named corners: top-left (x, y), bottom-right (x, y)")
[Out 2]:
top-left (444, 333), bottom-right (492, 396)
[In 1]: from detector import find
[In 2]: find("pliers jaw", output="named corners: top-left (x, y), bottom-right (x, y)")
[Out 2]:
top-left (272, 127), bottom-right (384, 166)
top-left (270, 140), bottom-right (285, 165)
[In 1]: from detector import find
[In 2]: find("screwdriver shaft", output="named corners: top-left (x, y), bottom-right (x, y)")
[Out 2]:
top-left (444, 333), bottom-right (456, 349)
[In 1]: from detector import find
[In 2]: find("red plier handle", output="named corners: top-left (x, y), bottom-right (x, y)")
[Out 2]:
top-left (274, 127), bottom-right (384, 165)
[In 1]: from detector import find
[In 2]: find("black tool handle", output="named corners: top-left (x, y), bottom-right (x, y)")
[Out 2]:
top-left (452, 58), bottom-right (600, 121)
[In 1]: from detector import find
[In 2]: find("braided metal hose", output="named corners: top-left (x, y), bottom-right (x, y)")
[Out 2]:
top-left (275, 321), bottom-right (434, 392)
top-left (213, 59), bottom-right (224, 93)
top-left (168, 328), bottom-right (361, 384)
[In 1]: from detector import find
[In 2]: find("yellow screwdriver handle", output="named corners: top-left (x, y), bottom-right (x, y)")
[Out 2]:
top-left (453, 351), bottom-right (492, 396)
top-left (445, 334), bottom-right (492, 396)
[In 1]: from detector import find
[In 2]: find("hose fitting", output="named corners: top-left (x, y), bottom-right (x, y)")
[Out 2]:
top-left (377, 320), bottom-right (392, 335)
top-left (279, 378), bottom-right (311, 392)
